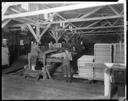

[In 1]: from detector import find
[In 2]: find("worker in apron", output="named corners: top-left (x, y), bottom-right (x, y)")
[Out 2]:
top-left (28, 41), bottom-right (42, 70)
top-left (2, 39), bottom-right (10, 70)
top-left (63, 49), bottom-right (72, 82)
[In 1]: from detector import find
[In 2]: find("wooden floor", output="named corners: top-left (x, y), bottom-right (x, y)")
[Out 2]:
top-left (2, 55), bottom-right (118, 100)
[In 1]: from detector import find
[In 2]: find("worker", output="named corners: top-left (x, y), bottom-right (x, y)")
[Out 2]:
top-left (28, 41), bottom-right (42, 70)
top-left (2, 39), bottom-right (10, 70)
top-left (63, 49), bottom-right (72, 82)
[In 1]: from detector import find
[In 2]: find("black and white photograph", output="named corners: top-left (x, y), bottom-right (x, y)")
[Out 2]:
top-left (1, 0), bottom-right (127, 100)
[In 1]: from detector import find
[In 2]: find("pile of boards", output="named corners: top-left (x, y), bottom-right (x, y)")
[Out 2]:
top-left (77, 43), bottom-right (124, 81)
top-left (77, 55), bottom-right (94, 80)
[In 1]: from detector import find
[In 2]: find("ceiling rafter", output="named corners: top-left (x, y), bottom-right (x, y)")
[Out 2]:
top-left (69, 30), bottom-right (124, 35)
top-left (10, 8), bottom-right (37, 24)
top-left (55, 25), bottom-right (123, 31)
top-left (108, 5), bottom-right (120, 16)
top-left (37, 15), bottom-right (123, 25)
top-left (3, 3), bottom-right (122, 20)
top-left (42, 4), bottom-right (79, 30)
top-left (80, 6), bottom-right (104, 18)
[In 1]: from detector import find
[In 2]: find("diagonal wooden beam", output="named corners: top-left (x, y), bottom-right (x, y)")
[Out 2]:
top-left (86, 20), bottom-right (101, 28)
top-left (105, 19), bottom-right (113, 26)
top-left (27, 24), bottom-right (38, 42)
top-left (38, 13), bottom-right (56, 41)
top-left (113, 19), bottom-right (121, 25)
top-left (120, 10), bottom-right (124, 15)
top-left (108, 5), bottom-right (120, 16)
top-left (2, 19), bottom-right (11, 28)
top-left (80, 6), bottom-right (103, 18)
top-left (36, 24), bottom-right (40, 38)
top-left (39, 23), bottom-right (51, 41)
top-left (10, 8), bottom-right (37, 24)
top-left (3, 2), bottom-right (122, 20)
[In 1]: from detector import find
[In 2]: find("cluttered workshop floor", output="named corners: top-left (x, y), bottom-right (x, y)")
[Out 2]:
top-left (2, 55), bottom-right (118, 100)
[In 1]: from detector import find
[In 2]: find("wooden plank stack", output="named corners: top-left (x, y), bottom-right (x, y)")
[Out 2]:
top-left (94, 43), bottom-right (112, 81)
top-left (113, 43), bottom-right (124, 63)
top-left (77, 55), bottom-right (94, 80)
top-left (93, 63), bottom-right (106, 81)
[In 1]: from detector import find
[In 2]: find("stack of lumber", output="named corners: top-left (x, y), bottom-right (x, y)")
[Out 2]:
top-left (94, 43), bottom-right (112, 63)
top-left (113, 43), bottom-right (124, 63)
top-left (77, 55), bottom-right (94, 80)
top-left (93, 63), bottom-right (106, 81)
top-left (94, 43), bottom-right (112, 81)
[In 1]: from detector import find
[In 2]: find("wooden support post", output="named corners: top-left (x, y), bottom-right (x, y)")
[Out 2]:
top-left (104, 68), bottom-right (111, 98)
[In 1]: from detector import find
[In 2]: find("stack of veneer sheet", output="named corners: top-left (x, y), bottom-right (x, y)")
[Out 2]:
top-left (93, 63), bottom-right (106, 81)
top-left (94, 43), bottom-right (112, 63)
top-left (77, 55), bottom-right (94, 80)
top-left (94, 43), bottom-right (112, 81)
top-left (113, 43), bottom-right (124, 63)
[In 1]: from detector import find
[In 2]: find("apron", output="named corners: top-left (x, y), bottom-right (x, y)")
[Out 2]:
top-left (2, 47), bottom-right (9, 65)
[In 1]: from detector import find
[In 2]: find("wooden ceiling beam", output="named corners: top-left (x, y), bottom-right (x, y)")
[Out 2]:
top-left (37, 15), bottom-right (123, 25)
top-left (10, 8), bottom-right (37, 25)
top-left (55, 25), bottom-right (123, 31)
top-left (69, 30), bottom-right (124, 34)
top-left (3, 3), bottom-right (122, 20)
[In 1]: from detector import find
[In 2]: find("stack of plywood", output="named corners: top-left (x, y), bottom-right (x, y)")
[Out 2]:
top-left (113, 43), bottom-right (124, 63)
top-left (94, 43), bottom-right (112, 81)
top-left (77, 55), bottom-right (94, 80)
top-left (93, 63), bottom-right (106, 81)
top-left (94, 43), bottom-right (112, 63)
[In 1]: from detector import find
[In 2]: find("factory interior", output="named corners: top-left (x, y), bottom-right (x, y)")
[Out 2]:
top-left (2, 1), bottom-right (127, 100)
